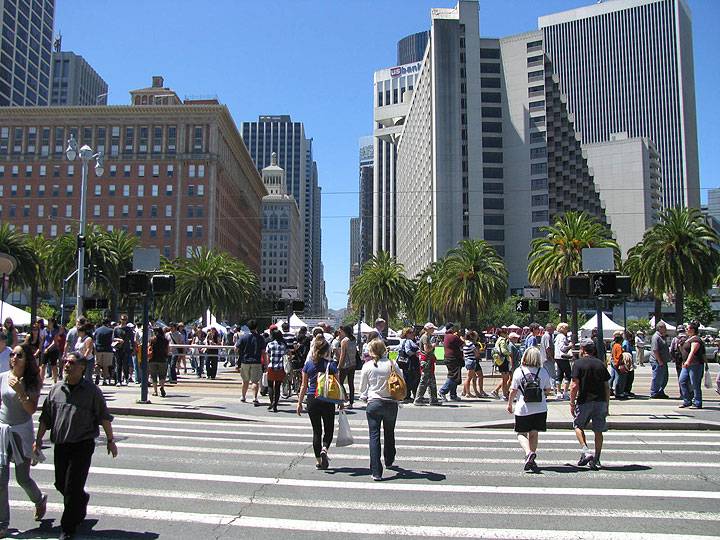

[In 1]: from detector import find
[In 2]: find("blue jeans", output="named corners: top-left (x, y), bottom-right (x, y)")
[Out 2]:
top-left (650, 360), bottom-right (668, 396)
top-left (167, 355), bottom-right (177, 382)
top-left (609, 365), bottom-right (618, 392)
top-left (679, 364), bottom-right (703, 407)
top-left (366, 399), bottom-right (398, 478)
top-left (439, 358), bottom-right (461, 398)
top-left (83, 357), bottom-right (95, 383)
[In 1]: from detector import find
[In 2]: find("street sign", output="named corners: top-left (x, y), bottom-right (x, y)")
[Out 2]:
top-left (523, 287), bottom-right (541, 299)
top-left (133, 248), bottom-right (160, 271)
top-left (280, 288), bottom-right (299, 300)
top-left (582, 247), bottom-right (615, 272)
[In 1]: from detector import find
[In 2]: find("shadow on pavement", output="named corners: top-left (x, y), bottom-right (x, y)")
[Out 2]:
top-left (386, 465), bottom-right (446, 482)
top-left (539, 464), bottom-right (652, 474)
top-left (13, 518), bottom-right (160, 539)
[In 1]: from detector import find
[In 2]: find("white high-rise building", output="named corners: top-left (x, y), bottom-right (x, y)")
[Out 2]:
top-left (539, 0), bottom-right (699, 209)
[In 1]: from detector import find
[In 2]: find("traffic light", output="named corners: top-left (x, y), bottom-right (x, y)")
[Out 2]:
top-left (151, 274), bottom-right (175, 295)
top-left (537, 300), bottom-right (550, 312)
top-left (85, 298), bottom-right (109, 310)
top-left (76, 234), bottom-right (86, 250)
top-left (515, 299), bottom-right (529, 313)
top-left (615, 275), bottom-right (631, 296)
top-left (291, 300), bottom-right (305, 312)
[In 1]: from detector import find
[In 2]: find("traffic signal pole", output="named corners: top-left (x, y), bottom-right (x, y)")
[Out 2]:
top-left (138, 290), bottom-right (151, 404)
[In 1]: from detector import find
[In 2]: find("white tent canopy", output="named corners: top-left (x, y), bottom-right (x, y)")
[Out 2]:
top-left (648, 317), bottom-right (676, 332)
top-left (580, 313), bottom-right (624, 340)
top-left (0, 300), bottom-right (31, 326)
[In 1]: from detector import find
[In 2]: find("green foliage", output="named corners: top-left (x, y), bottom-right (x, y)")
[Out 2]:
top-left (528, 211), bottom-right (620, 290)
top-left (37, 302), bottom-right (57, 321)
top-left (156, 247), bottom-right (260, 322)
top-left (684, 295), bottom-right (715, 326)
top-left (349, 251), bottom-right (414, 322)
top-left (434, 239), bottom-right (508, 327)
top-left (85, 309), bottom-right (104, 325)
top-left (626, 208), bottom-right (720, 324)
top-left (0, 223), bottom-right (38, 291)
top-left (626, 318), bottom-right (651, 335)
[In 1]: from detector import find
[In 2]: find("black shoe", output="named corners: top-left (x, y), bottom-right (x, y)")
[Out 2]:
top-left (160, 387), bottom-right (166, 398)
top-left (320, 449), bottom-right (329, 469)
top-left (577, 453), bottom-right (594, 467)
top-left (59, 531), bottom-right (74, 539)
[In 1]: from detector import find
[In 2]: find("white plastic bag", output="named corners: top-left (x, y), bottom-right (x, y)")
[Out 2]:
top-left (261, 370), bottom-right (268, 388)
top-left (704, 368), bottom-right (711, 389)
top-left (336, 410), bottom-right (354, 447)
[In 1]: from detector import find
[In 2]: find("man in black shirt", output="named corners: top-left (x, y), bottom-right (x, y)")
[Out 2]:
top-left (570, 338), bottom-right (610, 470)
top-left (113, 315), bottom-right (135, 386)
top-left (93, 319), bottom-right (114, 386)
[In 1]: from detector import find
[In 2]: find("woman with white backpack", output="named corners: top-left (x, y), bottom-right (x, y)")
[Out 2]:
top-left (506, 347), bottom-right (553, 473)
top-left (360, 339), bottom-right (405, 481)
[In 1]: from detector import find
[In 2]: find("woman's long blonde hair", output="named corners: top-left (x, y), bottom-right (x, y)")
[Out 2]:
top-left (368, 338), bottom-right (387, 367)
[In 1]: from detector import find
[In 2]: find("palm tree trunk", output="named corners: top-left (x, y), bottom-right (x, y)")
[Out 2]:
top-left (30, 276), bottom-right (38, 325)
top-left (559, 286), bottom-right (568, 323)
top-left (570, 297), bottom-right (579, 346)
top-left (675, 286), bottom-right (684, 326)
top-left (653, 296), bottom-right (661, 325)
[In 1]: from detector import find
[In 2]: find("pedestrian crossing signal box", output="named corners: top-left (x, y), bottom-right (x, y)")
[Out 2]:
top-left (516, 299), bottom-right (530, 313)
top-left (120, 272), bottom-right (150, 296)
top-left (151, 274), bottom-right (175, 295)
top-left (84, 298), bottom-right (109, 310)
top-left (567, 273), bottom-right (631, 298)
top-left (537, 300), bottom-right (550, 312)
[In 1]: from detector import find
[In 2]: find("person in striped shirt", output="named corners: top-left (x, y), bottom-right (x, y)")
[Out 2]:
top-left (462, 330), bottom-right (488, 398)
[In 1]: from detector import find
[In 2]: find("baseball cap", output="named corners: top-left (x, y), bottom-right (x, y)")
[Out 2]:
top-left (423, 322), bottom-right (437, 330)
top-left (508, 332), bottom-right (520, 339)
top-left (579, 338), bottom-right (595, 349)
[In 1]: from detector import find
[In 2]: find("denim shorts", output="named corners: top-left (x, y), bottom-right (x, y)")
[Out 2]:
top-left (573, 400), bottom-right (608, 432)
top-left (465, 359), bottom-right (477, 371)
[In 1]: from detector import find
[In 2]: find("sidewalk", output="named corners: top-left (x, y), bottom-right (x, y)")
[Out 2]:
top-left (68, 363), bottom-right (720, 430)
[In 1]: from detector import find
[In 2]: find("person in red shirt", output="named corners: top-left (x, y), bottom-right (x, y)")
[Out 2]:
top-left (439, 323), bottom-right (464, 401)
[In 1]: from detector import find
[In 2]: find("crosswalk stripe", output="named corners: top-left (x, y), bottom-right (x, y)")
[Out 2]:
top-left (112, 432), bottom-right (720, 455)
top-left (111, 423), bottom-right (720, 446)
top-left (16, 484), bottom-right (720, 522)
top-left (7, 501), bottom-right (718, 539)
top-left (29, 464), bottom-right (720, 499)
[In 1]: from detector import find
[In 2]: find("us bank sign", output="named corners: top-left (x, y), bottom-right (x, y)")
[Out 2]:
top-left (390, 63), bottom-right (421, 78)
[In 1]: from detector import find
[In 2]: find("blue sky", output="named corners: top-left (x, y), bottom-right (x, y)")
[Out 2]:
top-left (55, 0), bottom-right (719, 310)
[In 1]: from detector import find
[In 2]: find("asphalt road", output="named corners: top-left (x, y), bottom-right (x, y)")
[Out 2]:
top-left (5, 414), bottom-right (720, 539)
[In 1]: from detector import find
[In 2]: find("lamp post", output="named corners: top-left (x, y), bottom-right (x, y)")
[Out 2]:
top-left (65, 134), bottom-right (104, 319)
top-left (426, 275), bottom-right (433, 323)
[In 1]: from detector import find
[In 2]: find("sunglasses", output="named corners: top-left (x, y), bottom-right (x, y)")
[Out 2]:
top-left (9, 351), bottom-right (22, 357)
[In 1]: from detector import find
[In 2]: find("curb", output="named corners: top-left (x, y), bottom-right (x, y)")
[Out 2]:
top-left (465, 419), bottom-right (720, 431)
top-left (108, 406), bottom-right (259, 422)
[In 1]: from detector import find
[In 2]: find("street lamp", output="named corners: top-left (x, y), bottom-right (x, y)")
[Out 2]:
top-left (65, 134), bottom-right (104, 318)
top-left (426, 275), bottom-right (433, 323)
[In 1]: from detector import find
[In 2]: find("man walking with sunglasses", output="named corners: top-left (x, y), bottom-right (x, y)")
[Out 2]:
top-left (34, 351), bottom-right (118, 539)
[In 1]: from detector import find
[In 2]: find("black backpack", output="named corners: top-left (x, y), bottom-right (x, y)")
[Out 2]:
top-left (519, 368), bottom-right (544, 403)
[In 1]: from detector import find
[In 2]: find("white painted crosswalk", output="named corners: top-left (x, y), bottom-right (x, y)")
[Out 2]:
top-left (6, 415), bottom-right (720, 539)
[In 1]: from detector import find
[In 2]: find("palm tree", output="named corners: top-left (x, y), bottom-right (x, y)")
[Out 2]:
top-left (434, 239), bottom-right (508, 327)
top-left (528, 211), bottom-right (620, 321)
top-left (349, 251), bottom-right (414, 322)
top-left (633, 207), bottom-right (720, 324)
top-left (0, 224), bottom-right (37, 310)
top-left (25, 235), bottom-right (51, 323)
top-left (624, 241), bottom-right (663, 324)
top-left (100, 229), bottom-right (139, 319)
top-left (158, 248), bottom-right (260, 322)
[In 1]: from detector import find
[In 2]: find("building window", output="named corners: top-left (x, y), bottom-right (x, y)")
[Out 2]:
top-left (93, 205), bottom-right (100, 217)
top-left (482, 122), bottom-right (502, 133)
top-left (188, 165), bottom-right (195, 178)
top-left (24, 185), bottom-right (31, 197)
top-left (12, 166), bottom-right (19, 177)
top-left (187, 206), bottom-right (194, 218)
top-left (123, 185), bottom-right (130, 197)
top-left (24, 165), bottom-right (32, 177)
top-left (531, 178), bottom-right (548, 190)
top-left (484, 214), bottom-right (504, 226)
top-left (152, 165), bottom-right (159, 177)
top-left (483, 198), bottom-right (504, 210)
top-left (139, 126), bottom-right (148, 154)
top-left (186, 225), bottom-right (193, 238)
top-left (198, 164), bottom-right (205, 178)
top-left (123, 165), bottom-right (131, 177)
top-left (37, 204), bottom-right (44, 217)
top-left (124, 127), bottom-right (134, 154)
top-left (531, 194), bottom-right (548, 206)
top-left (122, 205), bottom-right (129, 217)
top-left (65, 204), bottom-right (72, 217)
top-left (136, 204), bottom-right (143, 217)
top-left (530, 163), bottom-right (547, 175)
top-left (151, 184), bottom-right (158, 197)
top-left (138, 164), bottom-right (145, 177)
top-left (150, 225), bottom-right (157, 238)
top-left (529, 100), bottom-right (545, 111)
top-left (167, 165), bottom-right (174, 177)
top-left (51, 205), bottom-right (58, 217)
top-left (150, 204), bottom-right (157, 217)
top-left (195, 225), bottom-right (203, 238)
top-left (197, 184), bottom-right (204, 196)
top-left (165, 184), bottom-right (173, 196)
top-left (481, 92), bottom-right (501, 103)
top-left (164, 225), bottom-right (171, 238)
top-left (167, 126), bottom-right (176, 153)
top-left (109, 165), bottom-right (117, 177)
top-left (530, 147), bottom-right (547, 159)
top-left (109, 184), bottom-right (116, 196)
top-left (165, 205), bottom-right (172, 217)
top-left (39, 165), bottom-right (46, 177)
top-left (193, 126), bottom-right (203, 151)
top-left (484, 229), bottom-right (504, 241)
top-left (94, 184), bottom-right (101, 196)
top-left (482, 152), bottom-right (503, 164)
top-left (152, 126), bottom-right (162, 154)
top-left (480, 63), bottom-right (501, 74)
top-left (135, 225), bottom-right (142, 237)
top-left (532, 210), bottom-right (549, 222)
top-left (528, 70), bottom-right (544, 82)
top-left (483, 167), bottom-right (503, 179)
top-left (66, 185), bottom-right (74, 196)
top-left (108, 205), bottom-right (115, 217)
top-left (188, 185), bottom-right (195, 196)
top-left (50, 224), bottom-right (57, 237)
top-left (480, 48), bottom-right (500, 59)
top-left (529, 131), bottom-right (546, 144)
top-left (483, 182), bottom-right (504, 194)
top-left (52, 185), bottom-right (59, 197)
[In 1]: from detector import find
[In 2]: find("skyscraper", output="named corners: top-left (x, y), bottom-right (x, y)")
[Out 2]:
top-left (50, 51), bottom-right (108, 106)
top-left (388, 0), bottom-right (674, 288)
top-left (358, 136), bottom-right (373, 266)
top-left (539, 0), bottom-right (699, 209)
top-left (241, 116), bottom-right (323, 314)
top-left (0, 0), bottom-right (55, 106)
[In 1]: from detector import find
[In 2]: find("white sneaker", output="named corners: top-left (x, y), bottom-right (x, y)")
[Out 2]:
top-left (490, 390), bottom-right (500, 399)
top-left (556, 392), bottom-right (565, 401)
